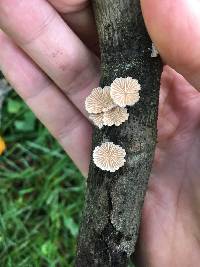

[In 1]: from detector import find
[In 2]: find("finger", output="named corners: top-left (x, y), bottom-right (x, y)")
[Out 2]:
top-left (48, 0), bottom-right (99, 53)
top-left (157, 66), bottom-right (200, 144)
top-left (141, 0), bottom-right (200, 90)
top-left (0, 30), bottom-right (92, 176)
top-left (49, 0), bottom-right (89, 12)
top-left (0, 0), bottom-right (100, 116)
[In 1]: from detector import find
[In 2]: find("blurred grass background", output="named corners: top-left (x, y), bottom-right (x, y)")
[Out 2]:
top-left (0, 89), bottom-right (85, 266)
top-left (0, 79), bottom-right (135, 267)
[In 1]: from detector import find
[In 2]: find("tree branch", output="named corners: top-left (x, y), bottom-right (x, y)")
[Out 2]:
top-left (76, 0), bottom-right (163, 266)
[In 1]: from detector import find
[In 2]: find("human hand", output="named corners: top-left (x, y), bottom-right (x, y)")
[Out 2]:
top-left (135, 1), bottom-right (200, 266)
top-left (1, 0), bottom-right (200, 266)
top-left (0, 0), bottom-right (100, 177)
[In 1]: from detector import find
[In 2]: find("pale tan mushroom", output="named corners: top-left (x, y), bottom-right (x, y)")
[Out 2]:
top-left (110, 77), bottom-right (141, 107)
top-left (89, 113), bottom-right (104, 129)
top-left (85, 86), bottom-right (115, 114)
top-left (103, 106), bottom-right (129, 127)
top-left (93, 142), bottom-right (126, 172)
top-left (151, 43), bottom-right (159, 57)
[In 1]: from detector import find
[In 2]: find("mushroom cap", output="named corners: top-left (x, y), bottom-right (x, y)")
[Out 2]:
top-left (151, 43), bottom-right (159, 57)
top-left (103, 106), bottom-right (129, 127)
top-left (93, 142), bottom-right (126, 172)
top-left (85, 86), bottom-right (115, 114)
top-left (110, 77), bottom-right (141, 107)
top-left (89, 113), bottom-right (104, 129)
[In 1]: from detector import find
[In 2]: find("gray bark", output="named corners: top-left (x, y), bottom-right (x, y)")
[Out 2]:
top-left (76, 0), bottom-right (163, 266)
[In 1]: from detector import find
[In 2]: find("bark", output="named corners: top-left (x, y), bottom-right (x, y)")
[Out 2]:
top-left (76, 0), bottom-right (163, 266)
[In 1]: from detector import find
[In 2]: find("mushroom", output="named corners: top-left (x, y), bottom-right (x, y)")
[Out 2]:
top-left (85, 86), bottom-right (115, 114)
top-left (110, 77), bottom-right (141, 107)
top-left (93, 142), bottom-right (126, 172)
top-left (103, 106), bottom-right (129, 127)
top-left (89, 113), bottom-right (104, 129)
top-left (151, 43), bottom-right (159, 58)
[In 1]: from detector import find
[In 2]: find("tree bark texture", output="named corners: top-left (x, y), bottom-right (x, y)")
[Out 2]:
top-left (76, 0), bottom-right (163, 266)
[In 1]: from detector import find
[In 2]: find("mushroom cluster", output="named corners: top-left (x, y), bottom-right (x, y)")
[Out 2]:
top-left (85, 77), bottom-right (141, 129)
top-left (85, 77), bottom-right (141, 172)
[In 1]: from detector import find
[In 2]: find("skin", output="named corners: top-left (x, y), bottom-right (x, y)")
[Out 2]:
top-left (0, 0), bottom-right (200, 266)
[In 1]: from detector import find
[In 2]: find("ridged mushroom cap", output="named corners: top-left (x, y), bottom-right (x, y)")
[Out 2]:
top-left (110, 77), bottom-right (141, 107)
top-left (93, 142), bottom-right (126, 172)
top-left (85, 86), bottom-right (115, 114)
top-left (89, 113), bottom-right (104, 129)
top-left (103, 106), bottom-right (129, 127)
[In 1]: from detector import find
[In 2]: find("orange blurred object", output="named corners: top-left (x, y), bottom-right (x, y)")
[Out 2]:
top-left (0, 136), bottom-right (6, 155)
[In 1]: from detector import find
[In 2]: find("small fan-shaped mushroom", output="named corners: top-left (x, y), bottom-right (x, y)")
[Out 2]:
top-left (151, 43), bottom-right (159, 57)
top-left (93, 142), bottom-right (126, 172)
top-left (85, 86), bottom-right (115, 114)
top-left (103, 106), bottom-right (129, 126)
top-left (110, 77), bottom-right (141, 107)
top-left (89, 113), bottom-right (104, 129)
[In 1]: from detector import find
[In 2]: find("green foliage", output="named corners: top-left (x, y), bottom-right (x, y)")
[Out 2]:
top-left (6, 98), bottom-right (36, 132)
top-left (0, 92), bottom-right (85, 266)
top-left (7, 98), bottom-right (22, 114)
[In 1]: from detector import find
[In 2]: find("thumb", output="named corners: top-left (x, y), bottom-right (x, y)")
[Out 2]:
top-left (141, 0), bottom-right (200, 90)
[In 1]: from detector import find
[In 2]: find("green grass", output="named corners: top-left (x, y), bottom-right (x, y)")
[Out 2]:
top-left (0, 91), bottom-right (85, 266)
